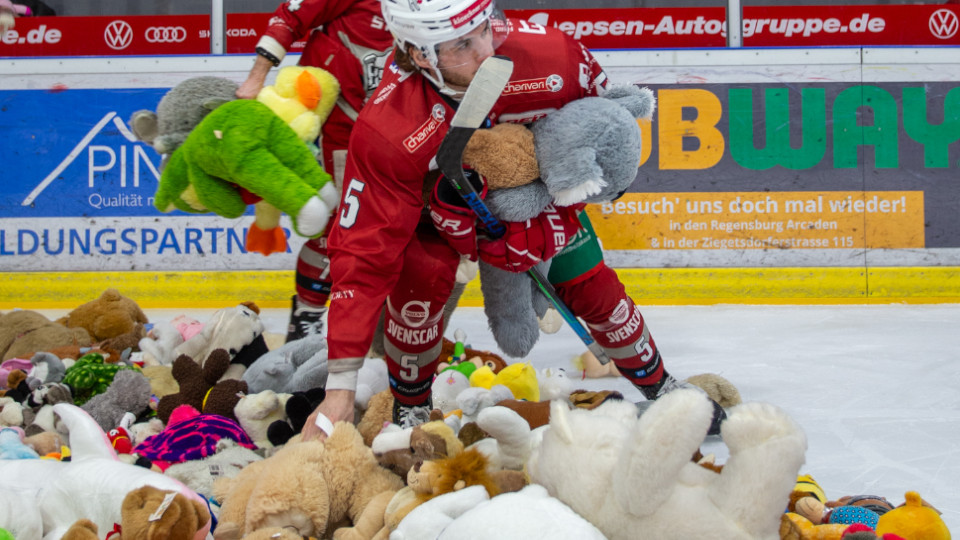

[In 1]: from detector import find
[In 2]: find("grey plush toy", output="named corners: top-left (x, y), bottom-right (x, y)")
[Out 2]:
top-left (129, 76), bottom-right (238, 155)
top-left (80, 369), bottom-right (153, 432)
top-left (165, 438), bottom-right (264, 499)
top-left (241, 333), bottom-right (328, 394)
top-left (476, 84), bottom-right (656, 358)
top-left (27, 351), bottom-right (65, 388)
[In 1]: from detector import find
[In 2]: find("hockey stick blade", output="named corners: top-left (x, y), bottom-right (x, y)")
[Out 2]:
top-left (436, 55), bottom-right (513, 235)
top-left (452, 55), bottom-right (514, 129)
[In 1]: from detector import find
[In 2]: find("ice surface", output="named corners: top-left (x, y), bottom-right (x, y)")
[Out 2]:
top-left (37, 303), bottom-right (960, 532)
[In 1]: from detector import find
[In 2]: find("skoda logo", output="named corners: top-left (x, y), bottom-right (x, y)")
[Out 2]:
top-left (104, 20), bottom-right (133, 50)
top-left (145, 26), bottom-right (187, 43)
top-left (929, 9), bottom-right (958, 39)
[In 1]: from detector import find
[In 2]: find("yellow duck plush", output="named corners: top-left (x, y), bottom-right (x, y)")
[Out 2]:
top-left (247, 66), bottom-right (340, 255)
top-left (469, 362), bottom-right (539, 402)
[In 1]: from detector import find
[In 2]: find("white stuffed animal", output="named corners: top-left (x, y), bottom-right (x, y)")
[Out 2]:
top-left (175, 304), bottom-right (265, 372)
top-left (0, 403), bottom-right (211, 540)
top-left (356, 356), bottom-right (389, 410)
top-left (537, 367), bottom-right (574, 402)
top-left (233, 389), bottom-right (292, 448)
top-left (390, 484), bottom-right (606, 540)
top-left (431, 368), bottom-right (470, 415)
top-left (528, 389), bottom-right (807, 540)
top-left (137, 321), bottom-right (185, 366)
top-left (468, 405), bottom-right (547, 471)
top-left (456, 384), bottom-right (513, 424)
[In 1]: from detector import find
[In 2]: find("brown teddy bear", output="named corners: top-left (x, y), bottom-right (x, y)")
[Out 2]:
top-left (155, 349), bottom-right (248, 424)
top-left (56, 288), bottom-right (149, 343)
top-left (61, 485), bottom-right (210, 540)
top-left (462, 123), bottom-right (539, 190)
top-left (374, 419), bottom-right (464, 479)
top-left (436, 336), bottom-right (509, 376)
top-left (383, 447), bottom-right (527, 532)
top-left (376, 426), bottom-right (451, 479)
top-left (0, 310), bottom-right (92, 362)
top-left (213, 420), bottom-right (404, 540)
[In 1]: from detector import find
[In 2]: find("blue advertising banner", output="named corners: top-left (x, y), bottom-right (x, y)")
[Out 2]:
top-left (1, 85), bottom-right (303, 271)
top-left (5, 88), bottom-right (168, 217)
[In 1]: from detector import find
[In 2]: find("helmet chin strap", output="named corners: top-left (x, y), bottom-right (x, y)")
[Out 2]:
top-left (427, 67), bottom-right (465, 99)
top-left (416, 46), bottom-right (466, 99)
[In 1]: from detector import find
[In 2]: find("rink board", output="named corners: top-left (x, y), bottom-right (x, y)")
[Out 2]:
top-left (2, 49), bottom-right (960, 305)
top-left (2, 267), bottom-right (958, 310)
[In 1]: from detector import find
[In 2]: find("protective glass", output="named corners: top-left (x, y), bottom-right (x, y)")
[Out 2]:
top-left (434, 9), bottom-right (509, 73)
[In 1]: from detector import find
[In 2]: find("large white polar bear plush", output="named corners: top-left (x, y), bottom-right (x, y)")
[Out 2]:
top-left (528, 389), bottom-right (807, 540)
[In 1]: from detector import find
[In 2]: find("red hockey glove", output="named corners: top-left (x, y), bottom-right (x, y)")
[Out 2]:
top-left (477, 204), bottom-right (582, 273)
top-left (429, 169), bottom-right (488, 261)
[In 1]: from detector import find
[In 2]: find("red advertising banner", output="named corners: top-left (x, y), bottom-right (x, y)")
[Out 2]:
top-left (740, 4), bottom-right (960, 47)
top-left (0, 15), bottom-right (210, 56)
top-left (1, 5), bottom-right (958, 57)
top-left (505, 7), bottom-right (726, 49)
top-left (226, 5), bottom-right (960, 52)
top-left (225, 13), bottom-right (307, 54)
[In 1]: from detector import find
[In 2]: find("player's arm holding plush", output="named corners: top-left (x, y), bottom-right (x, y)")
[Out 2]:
top-left (238, 0), bottom-right (356, 100)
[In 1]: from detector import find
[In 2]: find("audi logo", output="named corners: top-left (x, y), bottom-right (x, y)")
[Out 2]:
top-left (930, 9), bottom-right (959, 39)
top-left (104, 20), bottom-right (133, 50)
top-left (145, 26), bottom-right (187, 43)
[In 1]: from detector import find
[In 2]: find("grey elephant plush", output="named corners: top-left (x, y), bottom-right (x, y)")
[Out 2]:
top-left (462, 84), bottom-right (656, 358)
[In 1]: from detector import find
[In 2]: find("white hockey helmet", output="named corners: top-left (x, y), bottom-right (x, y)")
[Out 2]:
top-left (381, 0), bottom-right (508, 91)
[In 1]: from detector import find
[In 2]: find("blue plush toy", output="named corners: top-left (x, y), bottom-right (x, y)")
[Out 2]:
top-left (0, 426), bottom-right (40, 460)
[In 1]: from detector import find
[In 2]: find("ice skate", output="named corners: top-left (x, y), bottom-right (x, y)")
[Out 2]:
top-left (285, 294), bottom-right (327, 343)
top-left (392, 397), bottom-right (433, 429)
top-left (638, 371), bottom-right (727, 436)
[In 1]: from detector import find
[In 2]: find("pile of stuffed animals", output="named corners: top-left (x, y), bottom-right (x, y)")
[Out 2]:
top-left (0, 73), bottom-right (952, 539)
top-left (0, 288), bottom-right (952, 540)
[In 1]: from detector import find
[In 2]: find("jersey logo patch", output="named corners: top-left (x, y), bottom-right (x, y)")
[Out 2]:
top-left (403, 104), bottom-right (446, 153)
top-left (504, 75), bottom-right (564, 95)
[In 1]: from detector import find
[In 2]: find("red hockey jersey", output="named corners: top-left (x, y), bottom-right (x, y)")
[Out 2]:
top-left (325, 19), bottom-right (609, 363)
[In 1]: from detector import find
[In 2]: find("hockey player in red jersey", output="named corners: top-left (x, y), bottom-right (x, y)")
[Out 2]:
top-left (238, 0), bottom-right (395, 343)
top-left (302, 0), bottom-right (726, 439)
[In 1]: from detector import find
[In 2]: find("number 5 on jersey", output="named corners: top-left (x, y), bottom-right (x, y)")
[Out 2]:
top-left (339, 179), bottom-right (365, 228)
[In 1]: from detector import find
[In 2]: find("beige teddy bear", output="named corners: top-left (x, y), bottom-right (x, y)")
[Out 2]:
top-left (213, 421), bottom-right (404, 540)
top-left (0, 310), bottom-right (93, 362)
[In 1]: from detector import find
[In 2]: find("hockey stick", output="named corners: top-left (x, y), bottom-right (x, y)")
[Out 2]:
top-left (436, 55), bottom-right (613, 365)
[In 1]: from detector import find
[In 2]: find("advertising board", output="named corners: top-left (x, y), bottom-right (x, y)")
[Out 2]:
top-left (1, 5), bottom-right (958, 57)
top-left (1, 49), bottom-right (958, 304)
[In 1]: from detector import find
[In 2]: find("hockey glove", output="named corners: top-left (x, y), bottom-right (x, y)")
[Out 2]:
top-left (429, 169), bottom-right (488, 261)
top-left (477, 204), bottom-right (582, 273)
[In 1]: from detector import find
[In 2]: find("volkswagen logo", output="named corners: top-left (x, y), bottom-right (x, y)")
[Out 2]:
top-left (145, 26), bottom-right (187, 43)
top-left (929, 9), bottom-right (958, 39)
top-left (104, 20), bottom-right (133, 50)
